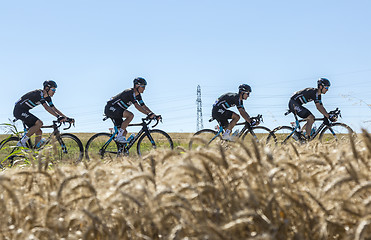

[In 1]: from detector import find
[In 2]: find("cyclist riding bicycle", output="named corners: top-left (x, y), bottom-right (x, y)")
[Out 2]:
top-left (288, 77), bottom-right (336, 139)
top-left (212, 84), bottom-right (256, 141)
top-left (13, 80), bottom-right (72, 147)
top-left (104, 77), bottom-right (160, 143)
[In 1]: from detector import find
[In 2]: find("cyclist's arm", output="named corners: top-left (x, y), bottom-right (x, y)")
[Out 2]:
top-left (41, 103), bottom-right (60, 117)
top-left (134, 102), bottom-right (153, 115)
top-left (51, 106), bottom-right (67, 118)
top-left (315, 102), bottom-right (330, 118)
top-left (238, 108), bottom-right (252, 123)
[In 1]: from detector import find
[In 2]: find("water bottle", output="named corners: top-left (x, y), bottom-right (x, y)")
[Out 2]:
top-left (127, 134), bottom-right (135, 143)
top-left (35, 138), bottom-right (46, 148)
top-left (292, 131), bottom-right (299, 141)
top-left (310, 126), bottom-right (317, 136)
top-left (232, 129), bottom-right (239, 137)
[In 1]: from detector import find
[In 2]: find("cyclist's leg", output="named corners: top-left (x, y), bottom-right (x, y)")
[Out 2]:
top-left (14, 108), bottom-right (42, 145)
top-left (121, 110), bottom-right (134, 138)
top-left (212, 108), bottom-right (229, 134)
top-left (105, 105), bottom-right (125, 138)
top-left (224, 111), bottom-right (239, 136)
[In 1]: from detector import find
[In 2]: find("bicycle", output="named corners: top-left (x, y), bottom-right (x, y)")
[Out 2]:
top-left (189, 115), bottom-right (274, 149)
top-left (266, 108), bottom-right (355, 144)
top-left (0, 118), bottom-right (84, 168)
top-left (85, 115), bottom-right (174, 160)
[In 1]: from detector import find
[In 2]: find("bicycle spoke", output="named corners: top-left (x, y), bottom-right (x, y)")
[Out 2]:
top-left (189, 129), bottom-right (221, 150)
top-left (319, 123), bottom-right (355, 143)
top-left (54, 134), bottom-right (84, 162)
top-left (137, 130), bottom-right (173, 156)
top-left (85, 133), bottom-right (119, 160)
top-left (242, 126), bottom-right (272, 145)
top-left (269, 126), bottom-right (298, 145)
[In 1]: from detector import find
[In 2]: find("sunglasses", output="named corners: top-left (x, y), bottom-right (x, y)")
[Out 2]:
top-left (51, 88), bottom-right (56, 92)
top-left (139, 85), bottom-right (146, 88)
top-left (324, 86), bottom-right (329, 90)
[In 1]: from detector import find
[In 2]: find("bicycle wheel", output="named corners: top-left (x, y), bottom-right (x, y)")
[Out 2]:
top-left (53, 133), bottom-right (84, 162)
top-left (242, 126), bottom-right (274, 145)
top-left (188, 129), bottom-right (221, 150)
top-left (85, 133), bottom-right (119, 160)
top-left (319, 123), bottom-right (355, 143)
top-left (137, 129), bottom-right (174, 156)
top-left (267, 126), bottom-right (297, 145)
top-left (0, 136), bottom-right (27, 168)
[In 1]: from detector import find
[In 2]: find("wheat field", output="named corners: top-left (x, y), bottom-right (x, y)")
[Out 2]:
top-left (0, 131), bottom-right (370, 240)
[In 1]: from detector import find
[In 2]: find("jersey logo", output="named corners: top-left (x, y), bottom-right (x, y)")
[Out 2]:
top-left (109, 107), bottom-right (117, 112)
top-left (218, 109), bottom-right (225, 114)
top-left (21, 113), bottom-right (30, 118)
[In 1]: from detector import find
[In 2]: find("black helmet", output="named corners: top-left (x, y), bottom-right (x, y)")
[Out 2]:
top-left (133, 77), bottom-right (147, 86)
top-left (238, 84), bottom-right (252, 93)
top-left (43, 80), bottom-right (57, 89)
top-left (317, 77), bottom-right (331, 87)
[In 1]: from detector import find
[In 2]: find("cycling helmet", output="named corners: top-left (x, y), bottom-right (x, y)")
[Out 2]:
top-left (317, 77), bottom-right (331, 87)
top-left (43, 80), bottom-right (57, 89)
top-left (133, 77), bottom-right (147, 86)
top-left (238, 84), bottom-right (252, 93)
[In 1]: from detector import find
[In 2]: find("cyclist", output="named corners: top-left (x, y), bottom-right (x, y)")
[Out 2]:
top-left (13, 80), bottom-right (71, 147)
top-left (104, 77), bottom-right (160, 143)
top-left (288, 77), bottom-right (336, 139)
top-left (212, 84), bottom-right (256, 141)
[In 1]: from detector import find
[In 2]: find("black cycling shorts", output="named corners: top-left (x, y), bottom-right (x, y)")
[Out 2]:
top-left (288, 99), bottom-right (313, 119)
top-left (104, 104), bottom-right (125, 127)
top-left (13, 107), bottom-right (39, 128)
top-left (212, 107), bottom-right (233, 128)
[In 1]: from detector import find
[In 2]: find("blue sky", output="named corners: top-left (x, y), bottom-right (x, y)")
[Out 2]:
top-left (1, 0), bottom-right (370, 134)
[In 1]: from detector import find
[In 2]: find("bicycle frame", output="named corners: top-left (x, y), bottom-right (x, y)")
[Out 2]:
top-left (21, 121), bottom-right (73, 150)
top-left (286, 113), bottom-right (334, 142)
top-left (101, 118), bottom-right (158, 155)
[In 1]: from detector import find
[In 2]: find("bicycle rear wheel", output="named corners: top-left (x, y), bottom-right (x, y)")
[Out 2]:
top-left (242, 126), bottom-right (274, 145)
top-left (319, 123), bottom-right (355, 143)
top-left (188, 129), bottom-right (221, 150)
top-left (267, 126), bottom-right (297, 145)
top-left (137, 130), bottom-right (174, 156)
top-left (54, 133), bottom-right (84, 162)
top-left (0, 136), bottom-right (26, 168)
top-left (85, 133), bottom-right (119, 160)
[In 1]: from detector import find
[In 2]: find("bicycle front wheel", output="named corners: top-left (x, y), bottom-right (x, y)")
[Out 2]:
top-left (137, 130), bottom-right (174, 156)
top-left (54, 133), bottom-right (84, 162)
top-left (188, 129), bottom-right (221, 150)
top-left (242, 126), bottom-right (273, 145)
top-left (267, 126), bottom-right (296, 145)
top-left (319, 123), bottom-right (355, 143)
top-left (0, 136), bottom-right (25, 168)
top-left (85, 133), bottom-right (119, 160)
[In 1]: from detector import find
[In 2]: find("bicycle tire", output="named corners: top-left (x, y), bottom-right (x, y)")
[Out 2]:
top-left (242, 126), bottom-right (274, 145)
top-left (0, 136), bottom-right (25, 168)
top-left (54, 133), bottom-right (84, 162)
top-left (85, 133), bottom-right (119, 160)
top-left (267, 126), bottom-right (297, 145)
top-left (137, 129), bottom-right (174, 156)
top-left (319, 123), bottom-right (355, 143)
top-left (188, 129), bottom-right (220, 150)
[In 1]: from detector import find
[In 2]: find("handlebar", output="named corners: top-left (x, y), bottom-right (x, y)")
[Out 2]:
top-left (141, 115), bottom-right (162, 128)
top-left (329, 108), bottom-right (341, 118)
top-left (251, 114), bottom-right (263, 123)
top-left (49, 118), bottom-right (75, 130)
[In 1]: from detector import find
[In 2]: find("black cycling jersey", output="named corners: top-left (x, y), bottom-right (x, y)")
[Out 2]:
top-left (213, 93), bottom-right (244, 110)
top-left (14, 89), bottom-right (54, 110)
top-left (106, 88), bottom-right (145, 110)
top-left (104, 88), bottom-right (146, 127)
top-left (290, 88), bottom-right (322, 105)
